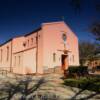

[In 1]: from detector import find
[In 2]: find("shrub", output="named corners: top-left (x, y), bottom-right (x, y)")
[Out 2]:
top-left (78, 66), bottom-right (88, 76)
top-left (64, 77), bottom-right (100, 92)
top-left (64, 79), bottom-right (79, 87)
top-left (68, 66), bottom-right (88, 78)
top-left (68, 66), bottom-right (78, 73)
top-left (96, 66), bottom-right (100, 71)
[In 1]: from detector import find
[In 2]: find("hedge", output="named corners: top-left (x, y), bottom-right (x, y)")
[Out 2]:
top-left (64, 77), bottom-right (100, 92)
top-left (67, 66), bottom-right (88, 77)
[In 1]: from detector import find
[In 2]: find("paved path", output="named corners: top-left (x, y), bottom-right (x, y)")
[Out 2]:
top-left (0, 74), bottom-right (100, 100)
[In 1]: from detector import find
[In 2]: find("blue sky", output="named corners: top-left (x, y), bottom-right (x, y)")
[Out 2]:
top-left (0, 0), bottom-right (100, 44)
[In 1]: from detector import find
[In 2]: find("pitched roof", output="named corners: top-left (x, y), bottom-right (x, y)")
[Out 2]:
top-left (0, 39), bottom-right (12, 47)
top-left (24, 27), bottom-right (41, 37)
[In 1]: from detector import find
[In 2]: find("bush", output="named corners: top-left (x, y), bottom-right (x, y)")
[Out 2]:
top-left (67, 66), bottom-right (88, 78)
top-left (64, 77), bottom-right (100, 92)
top-left (64, 79), bottom-right (80, 87)
top-left (96, 66), bottom-right (100, 71)
top-left (78, 66), bottom-right (88, 76)
top-left (68, 66), bottom-right (78, 73)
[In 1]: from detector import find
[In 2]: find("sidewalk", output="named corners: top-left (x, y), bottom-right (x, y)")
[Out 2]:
top-left (0, 73), bottom-right (100, 100)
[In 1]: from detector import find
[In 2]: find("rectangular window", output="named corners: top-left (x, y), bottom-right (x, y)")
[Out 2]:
top-left (53, 53), bottom-right (56, 62)
top-left (73, 55), bottom-right (74, 62)
top-left (19, 56), bottom-right (20, 65)
top-left (7, 46), bottom-right (9, 61)
top-left (31, 38), bottom-right (33, 45)
top-left (14, 56), bottom-right (16, 66)
top-left (28, 40), bottom-right (29, 47)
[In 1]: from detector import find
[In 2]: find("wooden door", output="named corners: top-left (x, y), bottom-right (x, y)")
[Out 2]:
top-left (61, 54), bottom-right (68, 70)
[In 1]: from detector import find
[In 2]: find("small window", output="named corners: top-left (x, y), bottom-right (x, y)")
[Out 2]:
top-left (72, 55), bottom-right (74, 62)
top-left (19, 56), bottom-right (20, 65)
top-left (28, 39), bottom-right (29, 46)
top-left (36, 36), bottom-right (38, 42)
top-left (31, 38), bottom-right (33, 45)
top-left (53, 53), bottom-right (56, 62)
top-left (70, 56), bottom-right (71, 62)
top-left (7, 46), bottom-right (9, 61)
top-left (38, 35), bottom-right (40, 38)
top-left (14, 56), bottom-right (16, 66)
top-left (95, 62), bottom-right (97, 65)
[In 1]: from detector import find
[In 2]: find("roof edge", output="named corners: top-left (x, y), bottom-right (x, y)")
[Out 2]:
top-left (42, 21), bottom-right (65, 26)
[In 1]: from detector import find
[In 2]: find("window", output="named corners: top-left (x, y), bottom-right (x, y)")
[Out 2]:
top-left (31, 38), bottom-right (33, 45)
top-left (95, 62), bottom-right (97, 65)
top-left (23, 42), bottom-right (26, 47)
top-left (38, 35), bottom-right (40, 38)
top-left (72, 55), bottom-right (74, 63)
top-left (36, 36), bottom-right (38, 44)
top-left (28, 39), bottom-right (29, 46)
top-left (53, 53), bottom-right (56, 62)
top-left (14, 56), bottom-right (16, 66)
top-left (19, 56), bottom-right (20, 65)
top-left (70, 56), bottom-right (71, 62)
top-left (7, 46), bottom-right (9, 61)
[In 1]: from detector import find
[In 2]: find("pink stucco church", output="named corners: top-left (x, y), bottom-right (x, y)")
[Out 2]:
top-left (0, 21), bottom-right (79, 74)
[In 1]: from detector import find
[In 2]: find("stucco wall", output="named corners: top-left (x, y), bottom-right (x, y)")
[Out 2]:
top-left (42, 21), bottom-right (79, 70)
top-left (23, 48), bottom-right (36, 74)
top-left (0, 21), bottom-right (79, 74)
top-left (37, 30), bottom-right (43, 74)
top-left (0, 41), bottom-right (12, 71)
top-left (12, 37), bottom-right (25, 53)
top-left (12, 34), bottom-right (37, 74)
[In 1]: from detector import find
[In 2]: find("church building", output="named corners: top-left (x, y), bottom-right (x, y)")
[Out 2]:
top-left (0, 21), bottom-right (79, 74)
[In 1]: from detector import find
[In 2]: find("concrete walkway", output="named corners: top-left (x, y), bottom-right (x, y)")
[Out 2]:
top-left (0, 74), bottom-right (100, 100)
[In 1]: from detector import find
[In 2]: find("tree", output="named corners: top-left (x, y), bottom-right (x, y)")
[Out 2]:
top-left (89, 22), bottom-right (100, 41)
top-left (79, 41), bottom-right (97, 65)
top-left (70, 0), bottom-right (100, 41)
top-left (70, 0), bottom-right (81, 13)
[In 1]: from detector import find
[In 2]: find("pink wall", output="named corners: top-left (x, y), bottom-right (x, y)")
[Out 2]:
top-left (12, 34), bottom-right (37, 74)
top-left (37, 30), bottom-right (43, 74)
top-left (0, 21), bottom-right (79, 74)
top-left (42, 21), bottom-right (79, 70)
top-left (0, 41), bottom-right (12, 71)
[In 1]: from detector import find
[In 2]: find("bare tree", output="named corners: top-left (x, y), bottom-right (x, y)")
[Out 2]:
top-left (70, 0), bottom-right (100, 41)
top-left (79, 41), bottom-right (97, 65)
top-left (70, 0), bottom-right (81, 13)
top-left (89, 22), bottom-right (100, 41)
